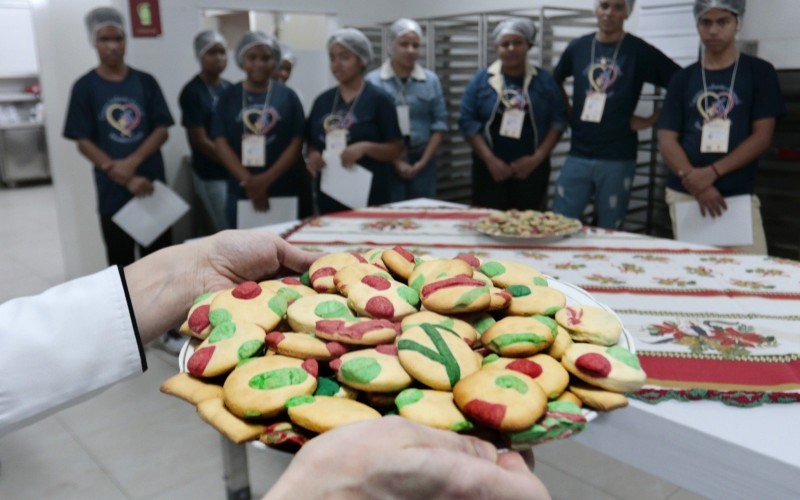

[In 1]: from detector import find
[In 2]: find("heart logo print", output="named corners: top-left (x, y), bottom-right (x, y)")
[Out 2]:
top-left (105, 103), bottom-right (142, 137)
top-left (243, 107), bottom-right (280, 135)
top-left (696, 91), bottom-right (735, 122)
top-left (588, 61), bottom-right (620, 93)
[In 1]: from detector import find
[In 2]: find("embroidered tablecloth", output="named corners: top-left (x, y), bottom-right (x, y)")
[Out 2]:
top-left (284, 207), bottom-right (800, 406)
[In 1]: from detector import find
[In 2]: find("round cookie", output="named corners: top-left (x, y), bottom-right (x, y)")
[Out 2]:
top-left (360, 248), bottom-right (388, 270)
top-left (210, 281), bottom-right (287, 332)
top-left (222, 355), bottom-right (318, 418)
top-left (309, 252), bottom-right (368, 293)
top-left (454, 252), bottom-right (482, 269)
top-left (381, 246), bottom-right (422, 280)
top-left (556, 306), bottom-right (623, 346)
top-left (397, 323), bottom-right (481, 390)
top-left (547, 325), bottom-right (574, 361)
top-left (420, 276), bottom-right (490, 314)
top-left (505, 401), bottom-right (587, 448)
top-left (187, 318), bottom-right (267, 378)
top-left (287, 294), bottom-right (351, 334)
top-left (259, 277), bottom-right (316, 305)
top-left (314, 376), bottom-right (359, 400)
top-left (401, 311), bottom-right (478, 347)
top-left (556, 390), bottom-right (583, 408)
top-left (330, 344), bottom-right (413, 393)
top-left (482, 353), bottom-right (569, 399)
top-left (561, 344), bottom-right (646, 393)
top-left (180, 290), bottom-right (221, 340)
top-left (314, 317), bottom-right (400, 346)
top-left (334, 263), bottom-right (392, 297)
top-left (506, 284), bottom-right (566, 316)
top-left (395, 388), bottom-right (473, 432)
top-left (264, 331), bottom-right (347, 361)
top-left (569, 383), bottom-right (629, 411)
top-left (285, 395), bottom-right (381, 433)
top-left (472, 271), bottom-right (512, 311)
top-left (347, 274), bottom-right (420, 321)
top-left (453, 368), bottom-right (547, 431)
top-left (481, 315), bottom-right (557, 357)
top-left (479, 259), bottom-right (547, 288)
top-left (408, 258), bottom-right (473, 293)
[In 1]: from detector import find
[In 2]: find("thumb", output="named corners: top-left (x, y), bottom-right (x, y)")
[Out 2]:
top-left (272, 235), bottom-right (321, 273)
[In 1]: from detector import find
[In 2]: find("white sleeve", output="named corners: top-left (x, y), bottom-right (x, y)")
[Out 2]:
top-left (0, 266), bottom-right (146, 436)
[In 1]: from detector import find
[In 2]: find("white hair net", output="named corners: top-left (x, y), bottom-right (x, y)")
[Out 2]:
top-left (594, 0), bottom-right (637, 15)
top-left (236, 31), bottom-right (281, 69)
top-left (694, 0), bottom-right (746, 20)
top-left (327, 28), bottom-right (374, 67)
top-left (194, 30), bottom-right (227, 60)
top-left (85, 7), bottom-right (125, 43)
top-left (492, 18), bottom-right (538, 46)
top-left (389, 18), bottom-right (423, 43)
top-left (280, 43), bottom-right (296, 65)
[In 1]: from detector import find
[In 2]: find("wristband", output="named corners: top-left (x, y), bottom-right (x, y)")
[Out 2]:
top-left (710, 163), bottom-right (721, 179)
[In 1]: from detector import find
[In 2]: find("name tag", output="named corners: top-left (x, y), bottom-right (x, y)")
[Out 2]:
top-left (325, 128), bottom-right (348, 153)
top-left (242, 134), bottom-right (265, 167)
top-left (396, 104), bottom-right (411, 136)
top-left (580, 92), bottom-right (607, 123)
top-left (701, 119), bottom-right (731, 154)
top-left (499, 108), bottom-right (525, 139)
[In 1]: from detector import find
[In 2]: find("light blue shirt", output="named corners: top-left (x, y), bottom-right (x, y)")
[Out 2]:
top-left (366, 60), bottom-right (448, 150)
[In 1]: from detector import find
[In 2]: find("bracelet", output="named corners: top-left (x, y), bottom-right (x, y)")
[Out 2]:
top-left (710, 163), bottom-right (721, 179)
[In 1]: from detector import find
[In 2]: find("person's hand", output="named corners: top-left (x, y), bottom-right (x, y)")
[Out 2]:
top-left (264, 417), bottom-right (550, 500)
top-left (681, 167), bottom-right (717, 196)
top-left (306, 150), bottom-right (326, 179)
top-left (124, 231), bottom-right (320, 344)
top-left (695, 186), bottom-right (728, 217)
top-left (408, 159), bottom-right (428, 179)
top-left (510, 154), bottom-right (543, 180)
top-left (105, 156), bottom-right (139, 185)
top-left (485, 155), bottom-right (514, 183)
top-left (340, 143), bottom-right (366, 168)
top-left (126, 176), bottom-right (154, 197)
top-left (394, 160), bottom-right (415, 180)
top-left (243, 173), bottom-right (271, 211)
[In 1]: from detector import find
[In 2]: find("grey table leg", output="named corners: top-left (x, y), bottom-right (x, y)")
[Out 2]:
top-left (221, 436), bottom-right (251, 500)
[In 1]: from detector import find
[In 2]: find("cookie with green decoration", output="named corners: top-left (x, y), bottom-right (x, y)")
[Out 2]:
top-left (506, 284), bottom-right (566, 317)
top-left (308, 252), bottom-right (369, 293)
top-left (259, 277), bottom-right (317, 305)
top-left (561, 343), bottom-right (646, 393)
top-left (481, 353), bottom-right (569, 399)
top-left (481, 315), bottom-right (557, 357)
top-left (330, 344), bottom-right (412, 393)
top-left (314, 376), bottom-right (359, 400)
top-left (472, 271), bottom-right (512, 311)
top-left (478, 259), bottom-right (547, 288)
top-left (397, 323), bottom-right (481, 391)
top-left (555, 306), bottom-right (622, 346)
top-left (360, 248), bottom-right (389, 270)
top-left (401, 311), bottom-right (478, 347)
top-left (259, 420), bottom-right (312, 451)
top-left (347, 274), bottom-right (420, 321)
top-left (505, 400), bottom-right (587, 448)
top-left (285, 395), bottom-right (381, 433)
top-left (222, 354), bottom-right (319, 419)
top-left (179, 290), bottom-right (222, 340)
top-left (381, 246), bottom-right (427, 281)
top-left (187, 312), bottom-right (268, 378)
top-left (210, 281), bottom-right (287, 332)
top-left (334, 263), bottom-right (392, 297)
top-left (421, 275), bottom-right (491, 315)
top-left (395, 388), bottom-right (473, 432)
top-left (547, 325), bottom-right (573, 361)
top-left (407, 258), bottom-right (473, 293)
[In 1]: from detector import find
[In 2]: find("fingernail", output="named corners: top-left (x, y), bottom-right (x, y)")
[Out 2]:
top-left (473, 440), bottom-right (498, 462)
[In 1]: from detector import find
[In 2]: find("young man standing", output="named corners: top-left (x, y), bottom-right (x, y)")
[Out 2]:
top-left (658, 0), bottom-right (784, 255)
top-left (552, 0), bottom-right (680, 229)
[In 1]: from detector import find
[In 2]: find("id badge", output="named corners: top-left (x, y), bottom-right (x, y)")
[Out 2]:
top-left (499, 108), bottom-right (525, 139)
top-left (580, 92), bottom-right (607, 123)
top-left (701, 119), bottom-right (731, 154)
top-left (396, 104), bottom-right (411, 136)
top-left (242, 134), bottom-right (265, 167)
top-left (325, 129), bottom-right (348, 153)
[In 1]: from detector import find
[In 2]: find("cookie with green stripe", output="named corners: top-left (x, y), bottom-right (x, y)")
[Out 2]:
top-left (555, 306), bottom-right (622, 346)
top-left (330, 345), bottom-right (412, 393)
top-left (407, 258), bottom-right (473, 293)
top-left (397, 323), bottom-right (481, 391)
top-left (506, 284), bottom-right (566, 317)
top-left (453, 368), bottom-right (547, 431)
top-left (561, 343), bottom-right (646, 393)
top-left (222, 354), bottom-right (318, 419)
top-left (210, 281), bottom-right (287, 332)
top-left (187, 319), bottom-right (267, 378)
top-left (180, 290), bottom-right (222, 340)
top-left (472, 271), bottom-right (512, 311)
top-left (505, 401), bottom-right (587, 448)
top-left (285, 395), bottom-right (381, 433)
top-left (482, 353), bottom-right (569, 399)
top-left (421, 275), bottom-right (491, 315)
top-left (334, 263), bottom-right (392, 297)
top-left (481, 315), bottom-right (557, 357)
top-left (259, 277), bottom-right (317, 305)
top-left (401, 311), bottom-right (478, 347)
top-left (395, 388), bottom-right (473, 432)
top-left (479, 260), bottom-right (547, 288)
top-left (347, 274), bottom-right (420, 321)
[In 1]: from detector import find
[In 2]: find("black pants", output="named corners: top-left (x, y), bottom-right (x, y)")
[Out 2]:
top-left (100, 216), bottom-right (172, 267)
top-left (472, 156), bottom-right (552, 210)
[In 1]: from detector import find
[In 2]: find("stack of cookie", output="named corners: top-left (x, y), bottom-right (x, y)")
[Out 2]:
top-left (161, 247), bottom-right (646, 451)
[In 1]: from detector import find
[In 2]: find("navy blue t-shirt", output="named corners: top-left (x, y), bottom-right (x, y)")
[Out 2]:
top-left (306, 82), bottom-right (402, 212)
top-left (554, 33), bottom-right (680, 160)
top-left (658, 54), bottom-right (786, 196)
top-left (63, 68), bottom-right (174, 216)
top-left (489, 74), bottom-right (536, 163)
top-left (209, 81), bottom-right (306, 199)
top-left (179, 75), bottom-right (231, 180)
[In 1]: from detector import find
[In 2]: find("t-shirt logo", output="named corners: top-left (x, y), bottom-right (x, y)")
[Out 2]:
top-left (104, 100), bottom-right (143, 141)
top-left (696, 90), bottom-right (736, 122)
top-left (588, 60), bottom-right (621, 93)
top-left (323, 112), bottom-right (357, 132)
top-left (242, 105), bottom-right (281, 136)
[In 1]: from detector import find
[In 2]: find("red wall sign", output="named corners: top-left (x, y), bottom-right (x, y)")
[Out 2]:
top-left (129, 0), bottom-right (162, 38)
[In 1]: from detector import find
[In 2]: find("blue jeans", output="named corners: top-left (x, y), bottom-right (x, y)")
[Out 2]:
top-left (388, 148), bottom-right (437, 202)
top-left (552, 155), bottom-right (637, 229)
top-left (192, 172), bottom-right (229, 232)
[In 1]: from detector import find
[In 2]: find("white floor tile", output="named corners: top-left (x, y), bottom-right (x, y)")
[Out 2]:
top-left (667, 488), bottom-right (709, 500)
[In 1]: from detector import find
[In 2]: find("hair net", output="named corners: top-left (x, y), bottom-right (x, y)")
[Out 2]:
top-left (194, 30), bottom-right (227, 60)
top-left (280, 43), bottom-right (297, 65)
top-left (236, 31), bottom-right (281, 68)
top-left (594, 0), bottom-right (637, 15)
top-left (694, 0), bottom-right (746, 20)
top-left (85, 7), bottom-right (125, 43)
top-left (492, 18), bottom-right (538, 46)
top-left (327, 28), bottom-right (374, 67)
top-left (389, 18), bottom-right (423, 43)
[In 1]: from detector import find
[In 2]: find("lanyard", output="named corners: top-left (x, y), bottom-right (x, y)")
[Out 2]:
top-left (589, 33), bottom-right (626, 92)
top-left (325, 82), bottom-right (365, 132)
top-left (241, 81), bottom-right (273, 136)
top-left (700, 50), bottom-right (740, 122)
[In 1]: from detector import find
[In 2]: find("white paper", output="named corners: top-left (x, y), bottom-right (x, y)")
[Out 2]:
top-left (112, 180), bottom-right (189, 247)
top-left (320, 151), bottom-right (372, 209)
top-left (236, 197), bottom-right (298, 229)
top-left (674, 194), bottom-right (753, 247)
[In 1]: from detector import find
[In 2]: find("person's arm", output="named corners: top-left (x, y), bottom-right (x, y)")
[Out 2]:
top-left (630, 111), bottom-right (661, 131)
top-left (632, 42), bottom-right (682, 131)
top-left (76, 138), bottom-right (113, 170)
top-left (105, 126), bottom-right (170, 185)
top-left (187, 126), bottom-right (223, 164)
top-left (409, 75), bottom-right (449, 175)
top-left (412, 132), bottom-right (445, 173)
top-left (511, 127), bottom-right (563, 180)
top-left (552, 42), bottom-right (574, 118)
top-left (244, 136), bottom-right (304, 211)
top-left (341, 139), bottom-right (403, 166)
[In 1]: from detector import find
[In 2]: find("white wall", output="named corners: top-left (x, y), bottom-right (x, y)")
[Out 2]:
top-left (740, 0), bottom-right (800, 69)
top-left (0, 5), bottom-right (38, 77)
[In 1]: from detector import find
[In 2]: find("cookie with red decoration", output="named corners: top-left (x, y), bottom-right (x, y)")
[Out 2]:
top-left (568, 382), bottom-right (629, 411)
top-left (334, 263), bottom-right (392, 297)
top-left (259, 420), bottom-right (312, 452)
top-left (481, 315), bottom-right (557, 357)
top-left (285, 395), bottom-right (381, 433)
top-left (197, 398), bottom-right (265, 444)
top-left (381, 246), bottom-right (423, 280)
top-left (287, 294), bottom-right (351, 333)
top-left (330, 344), bottom-right (412, 393)
top-left (179, 290), bottom-right (222, 340)
top-left (264, 331), bottom-right (347, 361)
top-left (454, 252), bottom-right (483, 269)
top-left (547, 325), bottom-right (574, 361)
top-left (361, 248), bottom-right (388, 270)
top-left (187, 315), bottom-right (267, 378)
top-left (308, 252), bottom-right (368, 293)
top-left (505, 284), bottom-right (566, 317)
top-left (401, 311), bottom-right (478, 347)
top-left (481, 353), bottom-right (569, 399)
top-left (420, 275), bottom-right (491, 315)
top-left (556, 306), bottom-right (622, 346)
top-left (347, 274), bottom-right (420, 321)
top-left (210, 281), bottom-right (287, 332)
top-left (397, 323), bottom-right (481, 391)
top-left (471, 271), bottom-right (512, 311)
top-left (453, 368), bottom-right (547, 431)
top-left (478, 259), bottom-right (547, 288)
top-left (561, 344), bottom-right (646, 393)
top-left (288, 294), bottom-right (400, 346)
top-left (408, 258), bottom-right (473, 293)
top-left (504, 401), bottom-right (587, 448)
top-left (394, 388), bottom-right (473, 432)
top-left (259, 277), bottom-right (316, 305)
top-left (222, 355), bottom-right (318, 419)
